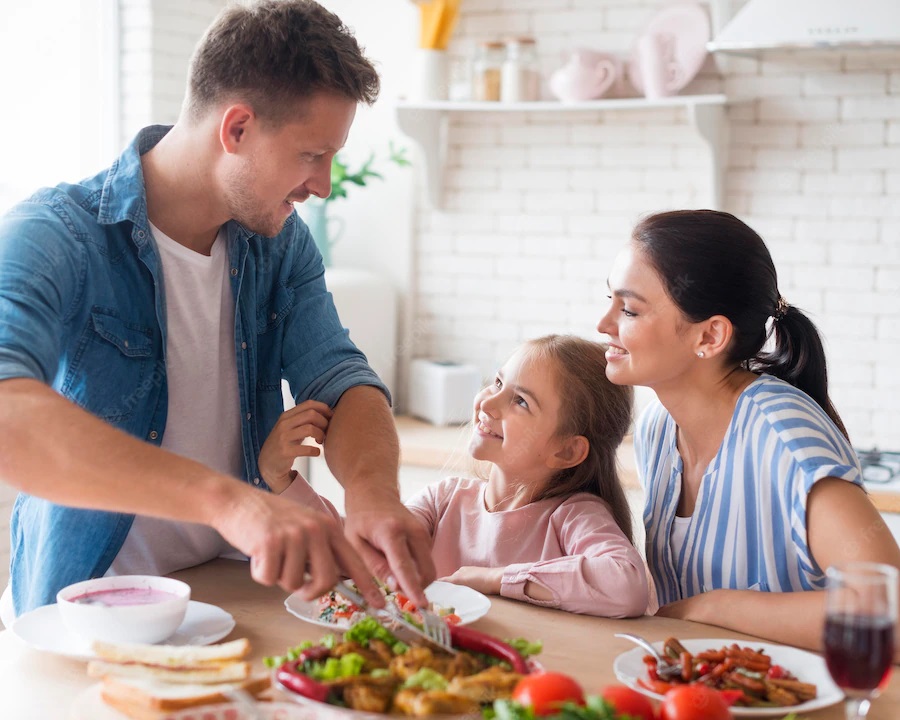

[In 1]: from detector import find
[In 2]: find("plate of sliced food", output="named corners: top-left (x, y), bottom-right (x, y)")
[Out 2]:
top-left (268, 617), bottom-right (542, 719)
top-left (284, 581), bottom-right (490, 630)
top-left (613, 637), bottom-right (843, 717)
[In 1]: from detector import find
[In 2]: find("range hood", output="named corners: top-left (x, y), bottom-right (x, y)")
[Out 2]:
top-left (708, 0), bottom-right (900, 52)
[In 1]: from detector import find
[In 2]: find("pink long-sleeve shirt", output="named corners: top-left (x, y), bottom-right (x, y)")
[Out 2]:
top-left (405, 477), bottom-right (649, 618)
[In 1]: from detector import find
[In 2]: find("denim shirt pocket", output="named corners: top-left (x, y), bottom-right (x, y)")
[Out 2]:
top-left (62, 307), bottom-right (156, 424)
top-left (256, 282), bottom-right (295, 336)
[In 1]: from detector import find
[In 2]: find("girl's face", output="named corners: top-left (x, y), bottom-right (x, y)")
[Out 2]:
top-left (469, 347), bottom-right (569, 481)
top-left (596, 242), bottom-right (699, 389)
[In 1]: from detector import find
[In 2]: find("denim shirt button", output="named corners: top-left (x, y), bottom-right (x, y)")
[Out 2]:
top-left (270, 312), bottom-right (277, 320)
top-left (230, 268), bottom-right (238, 277)
top-left (253, 477), bottom-right (261, 486)
top-left (241, 341), bottom-right (247, 350)
top-left (246, 412), bottom-right (251, 420)
top-left (137, 230), bottom-right (145, 239)
top-left (148, 430), bottom-right (158, 440)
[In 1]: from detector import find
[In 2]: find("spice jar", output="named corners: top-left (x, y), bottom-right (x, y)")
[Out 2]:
top-left (473, 41), bottom-right (504, 101)
top-left (501, 37), bottom-right (540, 103)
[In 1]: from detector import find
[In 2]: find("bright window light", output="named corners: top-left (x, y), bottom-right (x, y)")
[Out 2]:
top-left (0, 0), bottom-right (118, 213)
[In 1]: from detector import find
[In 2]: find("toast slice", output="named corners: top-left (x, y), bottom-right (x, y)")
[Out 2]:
top-left (99, 674), bottom-right (270, 719)
top-left (88, 659), bottom-right (250, 683)
top-left (92, 637), bottom-right (250, 666)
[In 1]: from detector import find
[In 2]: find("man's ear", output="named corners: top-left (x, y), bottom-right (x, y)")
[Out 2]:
top-left (219, 104), bottom-right (255, 154)
top-left (548, 435), bottom-right (590, 470)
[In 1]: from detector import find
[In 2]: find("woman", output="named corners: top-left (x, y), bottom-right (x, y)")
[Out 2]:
top-left (597, 209), bottom-right (900, 651)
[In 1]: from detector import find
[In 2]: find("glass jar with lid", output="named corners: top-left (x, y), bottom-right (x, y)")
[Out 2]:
top-left (501, 37), bottom-right (540, 103)
top-left (472, 41), bottom-right (504, 102)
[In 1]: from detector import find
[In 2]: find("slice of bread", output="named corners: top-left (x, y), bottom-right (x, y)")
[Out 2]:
top-left (92, 637), bottom-right (250, 666)
top-left (88, 659), bottom-right (250, 683)
top-left (99, 674), bottom-right (271, 718)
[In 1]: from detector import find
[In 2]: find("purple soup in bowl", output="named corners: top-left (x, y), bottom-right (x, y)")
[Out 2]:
top-left (57, 575), bottom-right (190, 644)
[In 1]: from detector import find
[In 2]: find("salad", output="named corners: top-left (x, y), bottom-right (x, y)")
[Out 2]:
top-left (317, 584), bottom-right (462, 627)
top-left (269, 617), bottom-right (540, 717)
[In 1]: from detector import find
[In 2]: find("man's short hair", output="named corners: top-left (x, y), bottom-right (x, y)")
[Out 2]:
top-left (185, 0), bottom-right (380, 122)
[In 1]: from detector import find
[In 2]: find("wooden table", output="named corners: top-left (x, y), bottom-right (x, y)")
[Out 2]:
top-left (1, 559), bottom-right (897, 718)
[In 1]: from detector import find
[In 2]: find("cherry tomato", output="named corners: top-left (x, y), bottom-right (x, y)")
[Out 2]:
top-left (512, 672), bottom-right (586, 716)
top-left (443, 613), bottom-right (462, 625)
top-left (599, 685), bottom-right (656, 720)
top-left (660, 685), bottom-right (731, 720)
top-left (766, 664), bottom-right (787, 680)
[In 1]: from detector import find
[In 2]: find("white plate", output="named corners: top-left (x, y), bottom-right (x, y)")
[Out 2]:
top-left (71, 682), bottom-right (319, 720)
top-left (13, 600), bottom-right (235, 661)
top-left (284, 581), bottom-right (491, 630)
top-left (613, 638), bottom-right (844, 717)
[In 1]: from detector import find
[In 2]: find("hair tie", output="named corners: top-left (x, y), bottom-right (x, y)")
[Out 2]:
top-left (773, 295), bottom-right (789, 321)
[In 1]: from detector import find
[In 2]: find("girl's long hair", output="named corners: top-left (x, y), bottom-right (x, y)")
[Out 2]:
top-left (633, 210), bottom-right (848, 439)
top-left (526, 335), bottom-right (635, 543)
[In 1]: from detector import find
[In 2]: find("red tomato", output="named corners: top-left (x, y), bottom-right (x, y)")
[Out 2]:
top-left (660, 685), bottom-right (731, 720)
top-left (599, 685), bottom-right (656, 720)
top-left (512, 672), bottom-right (586, 716)
top-left (443, 613), bottom-right (462, 625)
top-left (766, 664), bottom-right (787, 680)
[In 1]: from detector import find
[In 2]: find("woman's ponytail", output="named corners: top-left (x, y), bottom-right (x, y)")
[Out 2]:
top-left (751, 305), bottom-right (849, 440)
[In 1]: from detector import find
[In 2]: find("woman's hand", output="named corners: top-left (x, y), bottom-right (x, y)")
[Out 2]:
top-left (258, 400), bottom-right (332, 494)
top-left (656, 591), bottom-right (716, 622)
top-left (439, 566), bottom-right (504, 595)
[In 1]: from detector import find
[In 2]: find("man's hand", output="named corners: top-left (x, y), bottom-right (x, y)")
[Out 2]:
top-left (343, 491), bottom-right (436, 607)
top-left (439, 566), bottom-right (504, 596)
top-left (258, 400), bottom-right (332, 493)
top-left (212, 481), bottom-right (384, 607)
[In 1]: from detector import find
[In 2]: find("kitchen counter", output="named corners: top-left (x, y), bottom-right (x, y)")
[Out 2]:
top-left (395, 416), bottom-right (899, 513)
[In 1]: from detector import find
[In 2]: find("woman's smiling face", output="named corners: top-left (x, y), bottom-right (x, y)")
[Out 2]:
top-left (596, 242), bottom-right (699, 390)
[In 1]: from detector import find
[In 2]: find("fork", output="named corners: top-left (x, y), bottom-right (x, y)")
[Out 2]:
top-left (418, 606), bottom-right (453, 650)
top-left (335, 579), bottom-right (456, 654)
top-left (614, 632), bottom-right (683, 680)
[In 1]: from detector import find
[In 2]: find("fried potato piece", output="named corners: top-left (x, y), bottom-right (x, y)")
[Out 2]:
top-left (446, 665), bottom-right (523, 703)
top-left (392, 688), bottom-right (481, 717)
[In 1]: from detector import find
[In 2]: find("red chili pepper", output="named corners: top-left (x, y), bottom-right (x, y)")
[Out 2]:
top-left (275, 659), bottom-right (330, 703)
top-left (274, 647), bottom-right (332, 703)
top-left (448, 624), bottom-right (529, 674)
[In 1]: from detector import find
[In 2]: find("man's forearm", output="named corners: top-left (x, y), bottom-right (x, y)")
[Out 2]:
top-left (0, 378), bottom-right (240, 525)
top-left (323, 385), bottom-right (400, 511)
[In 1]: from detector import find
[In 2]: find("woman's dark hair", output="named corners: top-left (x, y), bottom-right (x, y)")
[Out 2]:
top-left (186, 0), bottom-right (379, 123)
top-left (526, 335), bottom-right (635, 544)
top-left (632, 209), bottom-right (848, 439)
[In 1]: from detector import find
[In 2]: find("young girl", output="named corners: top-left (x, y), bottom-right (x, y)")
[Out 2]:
top-left (404, 335), bottom-right (648, 618)
top-left (598, 209), bottom-right (900, 652)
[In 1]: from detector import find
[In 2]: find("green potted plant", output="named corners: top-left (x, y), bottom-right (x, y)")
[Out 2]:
top-left (304, 142), bottom-right (410, 267)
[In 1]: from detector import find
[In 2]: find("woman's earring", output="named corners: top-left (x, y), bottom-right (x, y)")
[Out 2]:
top-left (697, 351), bottom-right (705, 358)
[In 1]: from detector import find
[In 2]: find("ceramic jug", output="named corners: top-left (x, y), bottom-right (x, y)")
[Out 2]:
top-left (549, 50), bottom-right (619, 103)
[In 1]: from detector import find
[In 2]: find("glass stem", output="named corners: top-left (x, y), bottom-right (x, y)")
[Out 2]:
top-left (845, 698), bottom-right (872, 720)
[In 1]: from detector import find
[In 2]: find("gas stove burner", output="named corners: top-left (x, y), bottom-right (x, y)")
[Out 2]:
top-left (856, 449), bottom-right (900, 485)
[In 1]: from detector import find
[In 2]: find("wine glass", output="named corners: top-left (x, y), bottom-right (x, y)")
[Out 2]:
top-left (823, 562), bottom-right (898, 719)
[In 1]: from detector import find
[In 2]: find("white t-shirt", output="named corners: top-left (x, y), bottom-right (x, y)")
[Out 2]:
top-left (108, 224), bottom-right (246, 576)
top-left (669, 514), bottom-right (691, 562)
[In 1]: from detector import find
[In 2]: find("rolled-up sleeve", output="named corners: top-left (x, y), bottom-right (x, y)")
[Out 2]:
top-left (279, 221), bottom-right (390, 408)
top-left (0, 197), bottom-right (83, 384)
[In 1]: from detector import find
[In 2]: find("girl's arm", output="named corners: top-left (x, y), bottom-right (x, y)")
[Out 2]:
top-left (658, 479), bottom-right (900, 657)
top-left (498, 500), bottom-right (648, 617)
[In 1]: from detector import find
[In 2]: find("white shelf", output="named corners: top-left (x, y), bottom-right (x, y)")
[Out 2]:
top-left (395, 94), bottom-right (730, 209)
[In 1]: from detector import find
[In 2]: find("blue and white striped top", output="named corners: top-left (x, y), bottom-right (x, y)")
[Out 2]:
top-left (637, 374), bottom-right (862, 608)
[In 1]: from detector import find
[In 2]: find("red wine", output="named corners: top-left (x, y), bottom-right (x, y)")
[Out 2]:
top-left (824, 614), bottom-right (895, 691)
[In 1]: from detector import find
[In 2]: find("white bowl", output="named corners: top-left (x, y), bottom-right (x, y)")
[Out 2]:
top-left (56, 575), bottom-right (190, 645)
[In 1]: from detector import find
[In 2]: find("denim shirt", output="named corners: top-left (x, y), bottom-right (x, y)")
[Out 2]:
top-left (0, 126), bottom-right (389, 614)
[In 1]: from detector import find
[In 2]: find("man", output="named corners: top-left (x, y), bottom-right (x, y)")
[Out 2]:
top-left (0, 0), bottom-right (434, 621)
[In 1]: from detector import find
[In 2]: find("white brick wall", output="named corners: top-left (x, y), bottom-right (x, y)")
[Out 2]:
top-left (407, 0), bottom-right (900, 450)
top-left (133, 1), bottom-right (898, 450)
